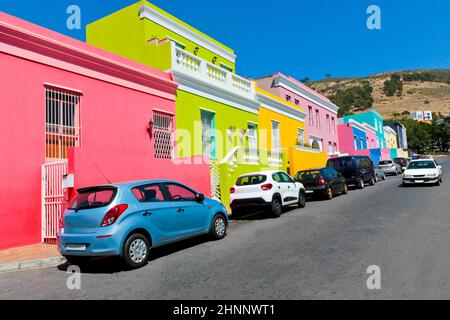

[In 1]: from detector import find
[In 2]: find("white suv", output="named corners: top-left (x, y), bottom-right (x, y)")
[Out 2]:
top-left (229, 170), bottom-right (306, 218)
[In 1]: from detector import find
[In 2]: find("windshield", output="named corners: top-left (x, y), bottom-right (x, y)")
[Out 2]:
top-left (407, 161), bottom-right (436, 170)
top-left (68, 187), bottom-right (117, 211)
top-left (236, 175), bottom-right (267, 186)
top-left (378, 160), bottom-right (392, 165)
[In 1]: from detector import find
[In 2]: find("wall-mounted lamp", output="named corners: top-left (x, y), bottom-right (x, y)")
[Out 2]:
top-left (194, 47), bottom-right (199, 55)
top-left (212, 56), bottom-right (217, 64)
top-left (147, 120), bottom-right (154, 134)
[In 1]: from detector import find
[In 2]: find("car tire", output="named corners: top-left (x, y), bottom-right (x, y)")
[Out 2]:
top-left (325, 187), bottom-right (333, 200)
top-left (375, 175), bottom-right (379, 183)
top-left (211, 214), bottom-right (227, 240)
top-left (382, 174), bottom-right (386, 181)
top-left (298, 191), bottom-right (306, 208)
top-left (122, 233), bottom-right (150, 269)
top-left (435, 180), bottom-right (441, 186)
top-left (369, 176), bottom-right (375, 186)
top-left (342, 183), bottom-right (348, 195)
top-left (357, 178), bottom-right (365, 189)
top-left (270, 198), bottom-right (282, 218)
top-left (64, 256), bottom-right (88, 266)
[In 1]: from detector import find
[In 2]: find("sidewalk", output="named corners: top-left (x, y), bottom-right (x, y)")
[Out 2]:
top-left (0, 243), bottom-right (65, 272)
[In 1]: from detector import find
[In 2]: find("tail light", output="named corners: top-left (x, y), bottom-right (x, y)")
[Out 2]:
top-left (58, 214), bottom-right (64, 230)
top-left (101, 204), bottom-right (128, 227)
top-left (261, 183), bottom-right (273, 191)
top-left (230, 187), bottom-right (235, 194)
top-left (318, 178), bottom-right (326, 186)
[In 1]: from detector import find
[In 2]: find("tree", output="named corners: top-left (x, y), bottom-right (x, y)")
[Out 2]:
top-left (330, 83), bottom-right (374, 116)
top-left (383, 75), bottom-right (403, 97)
top-left (430, 121), bottom-right (450, 152)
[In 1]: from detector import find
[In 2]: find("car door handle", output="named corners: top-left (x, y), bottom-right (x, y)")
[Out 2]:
top-left (177, 208), bottom-right (185, 213)
top-left (142, 211), bottom-right (152, 217)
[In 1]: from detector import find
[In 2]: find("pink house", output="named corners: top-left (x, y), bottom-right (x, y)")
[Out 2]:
top-left (362, 123), bottom-right (379, 149)
top-left (255, 73), bottom-right (340, 156)
top-left (0, 12), bottom-right (210, 250)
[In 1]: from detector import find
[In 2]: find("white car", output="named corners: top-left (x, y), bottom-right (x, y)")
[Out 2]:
top-left (378, 160), bottom-right (402, 175)
top-left (229, 170), bottom-right (306, 218)
top-left (402, 159), bottom-right (443, 186)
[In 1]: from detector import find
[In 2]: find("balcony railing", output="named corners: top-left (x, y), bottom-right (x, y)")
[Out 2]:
top-left (171, 44), bottom-right (255, 99)
top-left (242, 148), bottom-right (259, 164)
top-left (268, 151), bottom-right (283, 167)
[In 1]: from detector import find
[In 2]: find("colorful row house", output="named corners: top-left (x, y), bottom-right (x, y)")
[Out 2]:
top-left (0, 11), bottom-right (210, 249)
top-left (86, 1), bottom-right (330, 208)
top-left (337, 109), bottom-right (409, 165)
top-left (255, 73), bottom-right (340, 156)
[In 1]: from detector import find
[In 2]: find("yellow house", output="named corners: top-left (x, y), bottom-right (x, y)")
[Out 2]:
top-left (255, 87), bottom-right (327, 176)
top-left (383, 126), bottom-right (399, 149)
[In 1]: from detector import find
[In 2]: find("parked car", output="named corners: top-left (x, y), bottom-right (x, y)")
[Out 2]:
top-left (403, 159), bottom-right (443, 186)
top-left (294, 167), bottom-right (348, 200)
top-left (378, 160), bottom-right (402, 175)
top-left (326, 156), bottom-right (376, 189)
top-left (58, 180), bottom-right (228, 269)
top-left (229, 170), bottom-right (306, 218)
top-left (374, 165), bottom-right (386, 182)
top-left (393, 157), bottom-right (410, 172)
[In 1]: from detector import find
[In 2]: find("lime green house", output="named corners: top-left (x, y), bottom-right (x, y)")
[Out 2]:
top-left (87, 1), bottom-right (284, 207)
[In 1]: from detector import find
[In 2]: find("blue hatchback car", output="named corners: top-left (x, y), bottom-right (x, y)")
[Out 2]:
top-left (58, 180), bottom-right (229, 268)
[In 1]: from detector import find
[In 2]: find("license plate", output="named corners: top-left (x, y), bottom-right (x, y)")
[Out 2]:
top-left (305, 190), bottom-right (314, 194)
top-left (66, 244), bottom-right (86, 251)
top-left (414, 180), bottom-right (424, 183)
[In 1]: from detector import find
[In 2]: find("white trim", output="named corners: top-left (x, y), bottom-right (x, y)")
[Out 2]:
top-left (173, 71), bottom-right (260, 114)
top-left (362, 122), bottom-right (377, 133)
top-left (43, 83), bottom-right (83, 94)
top-left (296, 146), bottom-right (322, 154)
top-left (199, 107), bottom-right (216, 114)
top-left (383, 125), bottom-right (396, 135)
top-left (139, 5), bottom-right (236, 63)
top-left (152, 107), bottom-right (175, 116)
top-left (347, 119), bottom-right (366, 132)
top-left (255, 92), bottom-right (306, 122)
top-left (308, 134), bottom-right (323, 141)
top-left (272, 76), bottom-right (339, 114)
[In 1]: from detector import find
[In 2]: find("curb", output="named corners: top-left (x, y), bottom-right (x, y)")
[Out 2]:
top-left (0, 256), bottom-right (66, 273)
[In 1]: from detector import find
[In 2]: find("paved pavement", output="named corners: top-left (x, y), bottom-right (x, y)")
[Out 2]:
top-left (0, 157), bottom-right (449, 299)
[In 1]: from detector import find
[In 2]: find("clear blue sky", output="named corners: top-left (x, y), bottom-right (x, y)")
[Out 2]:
top-left (1, 0), bottom-right (449, 80)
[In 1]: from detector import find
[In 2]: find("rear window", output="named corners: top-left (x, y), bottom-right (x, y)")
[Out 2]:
top-left (68, 187), bottom-right (117, 211)
top-left (295, 170), bottom-right (322, 180)
top-left (378, 160), bottom-right (392, 165)
top-left (328, 157), bottom-right (355, 170)
top-left (236, 175), bottom-right (267, 186)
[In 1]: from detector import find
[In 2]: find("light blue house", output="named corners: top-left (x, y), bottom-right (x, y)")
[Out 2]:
top-left (343, 109), bottom-right (385, 149)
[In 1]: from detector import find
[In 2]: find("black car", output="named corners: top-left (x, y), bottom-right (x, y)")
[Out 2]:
top-left (326, 156), bottom-right (376, 189)
top-left (393, 157), bottom-right (409, 172)
top-left (294, 167), bottom-right (348, 200)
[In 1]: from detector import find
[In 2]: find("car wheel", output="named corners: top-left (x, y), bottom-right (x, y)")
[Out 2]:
top-left (357, 178), bottom-right (365, 189)
top-left (342, 183), bottom-right (348, 195)
top-left (64, 256), bottom-right (88, 266)
top-left (382, 174), bottom-right (386, 180)
top-left (369, 176), bottom-right (375, 186)
top-left (270, 198), bottom-right (282, 218)
top-left (123, 233), bottom-right (150, 269)
top-left (374, 175), bottom-right (379, 183)
top-left (298, 191), bottom-right (306, 208)
top-left (435, 179), bottom-right (441, 186)
top-left (325, 187), bottom-right (333, 200)
top-left (211, 214), bottom-right (227, 240)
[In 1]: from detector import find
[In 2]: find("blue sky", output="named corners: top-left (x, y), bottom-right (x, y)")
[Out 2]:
top-left (1, 0), bottom-right (449, 80)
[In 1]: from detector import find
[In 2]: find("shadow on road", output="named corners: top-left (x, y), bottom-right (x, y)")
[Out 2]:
top-left (57, 234), bottom-right (213, 274)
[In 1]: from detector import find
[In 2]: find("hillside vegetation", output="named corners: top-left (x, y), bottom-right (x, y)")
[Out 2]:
top-left (307, 69), bottom-right (450, 118)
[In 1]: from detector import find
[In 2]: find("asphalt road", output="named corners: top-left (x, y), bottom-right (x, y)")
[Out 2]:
top-left (1, 157), bottom-right (449, 300)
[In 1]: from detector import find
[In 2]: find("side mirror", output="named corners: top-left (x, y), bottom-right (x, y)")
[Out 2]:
top-left (438, 165), bottom-right (442, 170)
top-left (195, 193), bottom-right (205, 202)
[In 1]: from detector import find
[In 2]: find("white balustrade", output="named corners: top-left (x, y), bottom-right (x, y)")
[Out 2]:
top-left (172, 44), bottom-right (254, 98)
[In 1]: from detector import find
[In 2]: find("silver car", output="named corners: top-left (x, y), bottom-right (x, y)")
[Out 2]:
top-left (378, 160), bottom-right (402, 175)
top-left (374, 165), bottom-right (386, 181)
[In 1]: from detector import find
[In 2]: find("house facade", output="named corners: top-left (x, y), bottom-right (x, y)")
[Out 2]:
top-left (0, 12), bottom-right (210, 250)
top-left (87, 1), bottom-right (285, 207)
top-left (255, 73), bottom-right (340, 156)
top-left (343, 109), bottom-right (385, 149)
top-left (385, 122), bottom-right (409, 153)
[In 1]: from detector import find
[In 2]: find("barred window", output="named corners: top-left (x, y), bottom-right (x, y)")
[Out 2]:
top-left (153, 111), bottom-right (174, 159)
top-left (45, 87), bottom-right (81, 160)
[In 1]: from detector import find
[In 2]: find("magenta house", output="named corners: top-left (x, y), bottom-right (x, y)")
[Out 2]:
top-left (255, 73), bottom-right (340, 156)
top-left (0, 12), bottom-right (209, 250)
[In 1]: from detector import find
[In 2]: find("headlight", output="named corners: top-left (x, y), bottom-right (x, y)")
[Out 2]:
top-left (426, 173), bottom-right (438, 177)
top-left (403, 174), bottom-right (412, 178)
